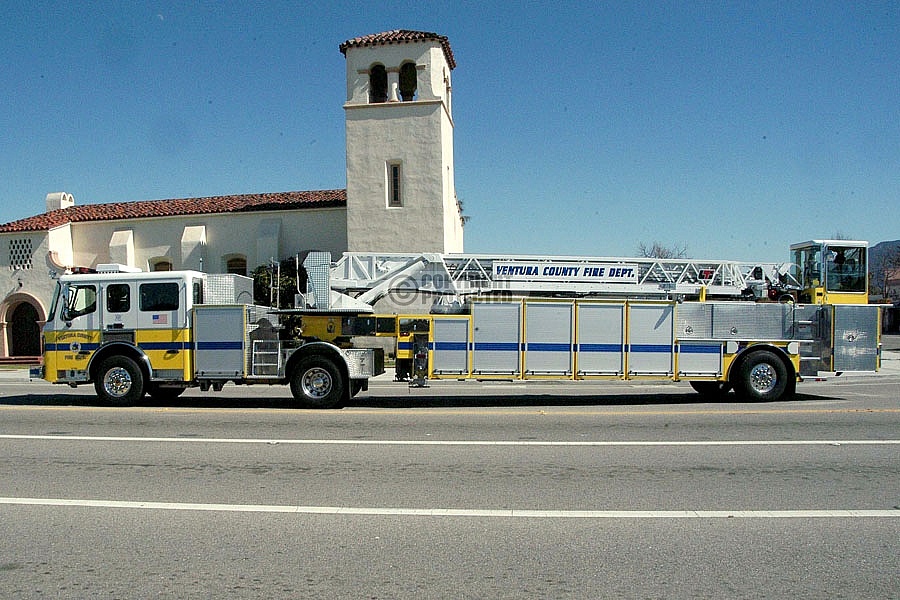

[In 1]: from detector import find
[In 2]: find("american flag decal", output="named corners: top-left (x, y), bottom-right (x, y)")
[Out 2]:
top-left (152, 314), bottom-right (167, 325)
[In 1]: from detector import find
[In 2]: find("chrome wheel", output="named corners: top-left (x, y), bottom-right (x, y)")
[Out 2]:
top-left (301, 366), bottom-right (333, 399)
top-left (748, 362), bottom-right (777, 394)
top-left (94, 356), bottom-right (144, 406)
top-left (103, 366), bottom-right (133, 398)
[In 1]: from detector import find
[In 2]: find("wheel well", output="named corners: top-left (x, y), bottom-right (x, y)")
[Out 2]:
top-left (88, 343), bottom-right (151, 382)
top-left (728, 344), bottom-right (796, 388)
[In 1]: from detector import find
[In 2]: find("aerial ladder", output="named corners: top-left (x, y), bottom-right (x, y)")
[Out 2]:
top-left (310, 251), bottom-right (802, 311)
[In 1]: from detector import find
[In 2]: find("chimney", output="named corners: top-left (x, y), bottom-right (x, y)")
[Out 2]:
top-left (46, 192), bottom-right (75, 212)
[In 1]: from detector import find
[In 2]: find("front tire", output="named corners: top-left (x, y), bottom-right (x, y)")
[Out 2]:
top-left (732, 350), bottom-right (790, 402)
top-left (290, 356), bottom-right (344, 409)
top-left (94, 356), bottom-right (144, 406)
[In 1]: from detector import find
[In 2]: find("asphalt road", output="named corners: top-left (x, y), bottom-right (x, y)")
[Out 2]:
top-left (0, 372), bottom-right (898, 599)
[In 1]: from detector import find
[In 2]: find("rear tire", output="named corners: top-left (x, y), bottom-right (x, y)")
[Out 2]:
top-left (94, 356), bottom-right (144, 406)
top-left (290, 356), bottom-right (344, 409)
top-left (732, 350), bottom-right (790, 402)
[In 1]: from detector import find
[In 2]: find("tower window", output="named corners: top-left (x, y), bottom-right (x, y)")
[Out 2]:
top-left (388, 162), bottom-right (402, 207)
top-left (399, 62), bottom-right (418, 101)
top-left (369, 64), bottom-right (387, 103)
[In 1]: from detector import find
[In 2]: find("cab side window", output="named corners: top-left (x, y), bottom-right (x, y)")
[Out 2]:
top-left (140, 283), bottom-right (180, 311)
top-left (106, 284), bottom-right (131, 313)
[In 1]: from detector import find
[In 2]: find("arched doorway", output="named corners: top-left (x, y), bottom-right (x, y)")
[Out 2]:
top-left (8, 301), bottom-right (41, 357)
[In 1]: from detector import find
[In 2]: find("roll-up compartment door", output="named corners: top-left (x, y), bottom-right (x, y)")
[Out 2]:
top-left (432, 317), bottom-right (470, 375)
top-left (524, 302), bottom-right (573, 375)
top-left (628, 303), bottom-right (674, 375)
top-left (575, 302), bottom-right (625, 376)
top-left (472, 303), bottom-right (521, 375)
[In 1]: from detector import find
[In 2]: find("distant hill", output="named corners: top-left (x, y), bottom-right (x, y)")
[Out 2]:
top-left (870, 240), bottom-right (900, 272)
top-left (870, 240), bottom-right (900, 298)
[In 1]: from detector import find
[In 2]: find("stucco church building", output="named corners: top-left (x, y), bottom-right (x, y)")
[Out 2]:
top-left (0, 30), bottom-right (464, 360)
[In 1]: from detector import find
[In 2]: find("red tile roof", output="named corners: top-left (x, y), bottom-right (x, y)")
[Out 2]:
top-left (340, 30), bottom-right (456, 70)
top-left (0, 189), bottom-right (347, 233)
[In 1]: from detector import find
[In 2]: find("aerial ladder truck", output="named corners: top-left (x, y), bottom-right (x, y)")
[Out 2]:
top-left (33, 239), bottom-right (880, 407)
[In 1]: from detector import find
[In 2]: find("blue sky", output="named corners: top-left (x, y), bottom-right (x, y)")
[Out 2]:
top-left (2, 1), bottom-right (897, 262)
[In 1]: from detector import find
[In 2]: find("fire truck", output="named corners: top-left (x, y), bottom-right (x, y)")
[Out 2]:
top-left (33, 239), bottom-right (880, 407)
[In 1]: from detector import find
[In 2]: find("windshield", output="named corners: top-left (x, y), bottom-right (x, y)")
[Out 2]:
top-left (825, 246), bottom-right (866, 293)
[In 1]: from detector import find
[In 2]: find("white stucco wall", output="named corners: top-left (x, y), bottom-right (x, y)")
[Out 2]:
top-left (441, 111), bottom-right (464, 252)
top-left (346, 102), bottom-right (453, 253)
top-left (1, 229), bottom-right (59, 314)
top-left (67, 207), bottom-right (347, 273)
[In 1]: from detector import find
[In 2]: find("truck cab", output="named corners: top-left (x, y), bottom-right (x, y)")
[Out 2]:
top-left (790, 240), bottom-right (868, 305)
top-left (35, 265), bottom-right (380, 408)
top-left (41, 266), bottom-right (204, 390)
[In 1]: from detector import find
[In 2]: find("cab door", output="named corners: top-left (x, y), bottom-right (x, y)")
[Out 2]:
top-left (52, 282), bottom-right (100, 378)
top-left (101, 282), bottom-right (136, 342)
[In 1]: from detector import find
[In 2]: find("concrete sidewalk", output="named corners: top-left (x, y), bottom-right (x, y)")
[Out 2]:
top-left (882, 334), bottom-right (900, 352)
top-left (0, 367), bottom-right (39, 382)
top-left (880, 349), bottom-right (900, 374)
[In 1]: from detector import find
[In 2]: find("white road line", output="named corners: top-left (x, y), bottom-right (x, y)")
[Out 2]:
top-left (0, 434), bottom-right (899, 446)
top-left (0, 497), bottom-right (896, 518)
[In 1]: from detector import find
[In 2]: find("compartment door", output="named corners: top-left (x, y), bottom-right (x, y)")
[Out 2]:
top-left (832, 305), bottom-right (879, 372)
top-left (575, 303), bottom-right (625, 376)
top-left (628, 303), bottom-right (674, 375)
top-left (524, 302), bottom-right (573, 375)
top-left (432, 318), bottom-right (470, 375)
top-left (193, 306), bottom-right (246, 378)
top-left (472, 303), bottom-right (521, 375)
top-left (677, 341), bottom-right (723, 376)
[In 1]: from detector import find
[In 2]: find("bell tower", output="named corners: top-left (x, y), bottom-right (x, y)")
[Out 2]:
top-left (340, 30), bottom-right (464, 253)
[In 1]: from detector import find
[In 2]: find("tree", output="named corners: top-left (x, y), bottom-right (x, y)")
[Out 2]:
top-left (637, 241), bottom-right (688, 259)
top-left (456, 197), bottom-right (471, 227)
top-left (870, 244), bottom-right (900, 299)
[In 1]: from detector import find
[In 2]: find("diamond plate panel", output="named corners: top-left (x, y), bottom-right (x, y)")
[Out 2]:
top-left (833, 305), bottom-right (879, 372)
